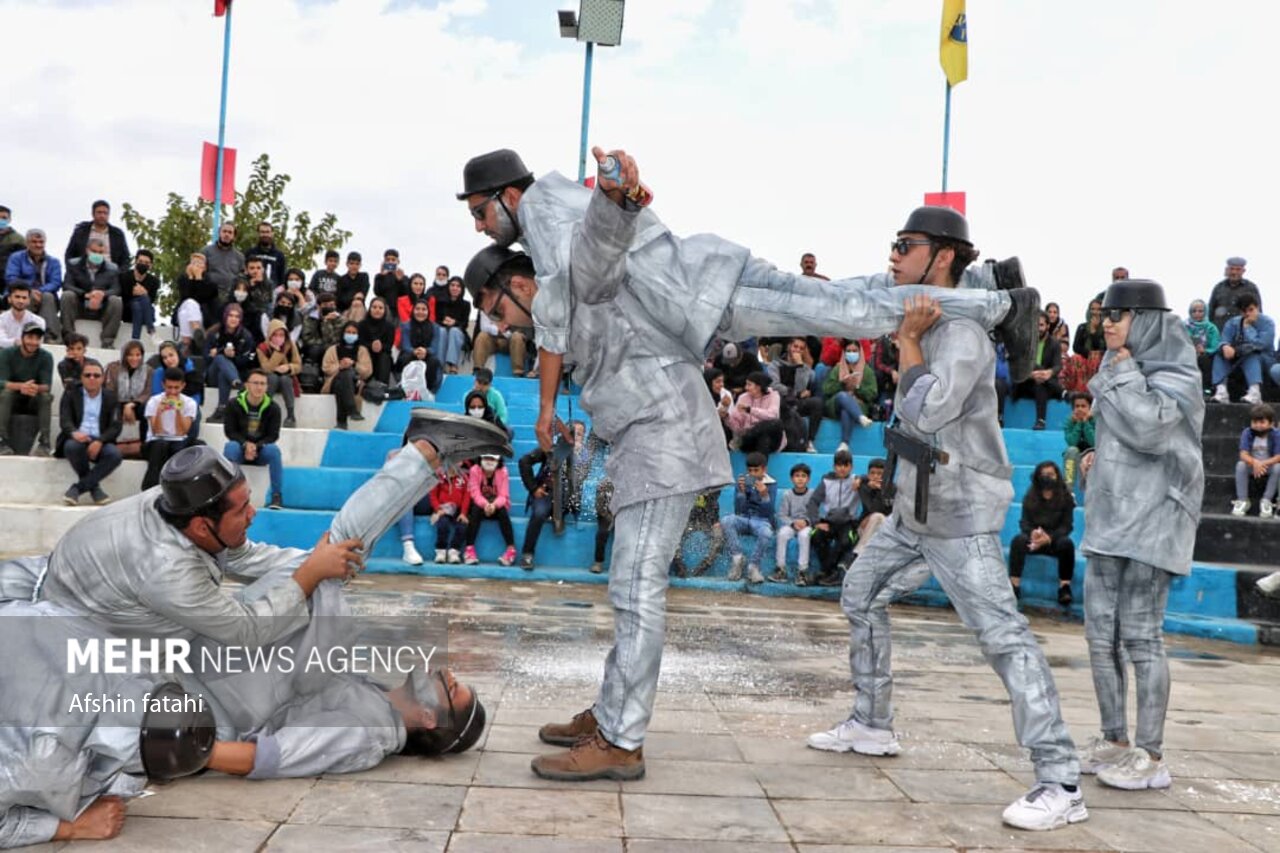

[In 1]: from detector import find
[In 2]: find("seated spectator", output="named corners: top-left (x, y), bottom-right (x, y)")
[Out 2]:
top-left (1057, 337), bottom-right (1091, 397)
top-left (871, 334), bottom-right (898, 419)
top-left (994, 342), bottom-right (1011, 427)
top-left (61, 236), bottom-right (122, 347)
top-left (152, 340), bottom-right (205, 444)
top-left (1232, 403), bottom-right (1280, 519)
top-left (1185, 299), bottom-right (1220, 395)
top-left (247, 221), bottom-right (288, 287)
top-left (205, 303), bottom-right (257, 423)
top-left (64, 199), bottom-right (130, 269)
top-left (281, 267), bottom-right (313, 318)
top-left (463, 388), bottom-right (505, 431)
top-left (0, 321), bottom-right (54, 456)
top-left (57, 332), bottom-right (89, 391)
top-left (301, 291), bottom-right (344, 365)
top-left (1045, 301), bottom-right (1070, 344)
top-left (589, 478), bottom-right (616, 575)
top-left (202, 220), bottom-right (245, 305)
top-left (816, 336), bottom-right (844, 391)
top-left (256, 319), bottom-right (302, 427)
top-left (398, 467), bottom-right (472, 566)
top-left (344, 289), bottom-right (367, 324)
top-left (1208, 256), bottom-right (1262, 330)
top-left (1011, 311), bottom-right (1063, 430)
top-left (358, 296), bottom-right (397, 384)
top-left (706, 366), bottom-right (734, 445)
top-left (430, 276), bottom-right (470, 374)
top-left (806, 448), bottom-right (861, 586)
top-left (265, 288), bottom-right (303, 345)
top-left (242, 258), bottom-right (274, 344)
top-left (1072, 297), bottom-right (1107, 383)
top-left (104, 340), bottom-right (153, 445)
top-left (0, 205), bottom-right (23, 273)
top-left (174, 251), bottom-right (218, 341)
top-left (768, 337), bottom-right (824, 452)
top-left (56, 358), bottom-right (121, 505)
top-left (308, 249), bottom-right (341, 301)
top-left (0, 281), bottom-right (45, 348)
top-left (322, 320), bottom-right (372, 430)
top-left (771, 462), bottom-right (813, 584)
top-left (396, 299), bottom-right (444, 394)
top-left (397, 273), bottom-right (429, 323)
top-left (471, 369), bottom-right (509, 433)
top-left (464, 453), bottom-right (516, 566)
top-left (336, 250), bottom-right (369, 313)
top-left (120, 248), bottom-right (158, 341)
top-left (516, 419), bottom-right (576, 569)
top-left (472, 310), bottom-right (528, 377)
top-left (140, 367), bottom-right (197, 488)
top-left (1212, 293), bottom-right (1275, 405)
top-left (223, 369), bottom-right (284, 510)
top-left (4, 228), bottom-right (62, 340)
top-left (714, 341), bottom-right (756, 398)
top-left (373, 248), bottom-right (407, 305)
top-left (823, 339), bottom-right (877, 452)
top-left (720, 452), bottom-right (777, 584)
top-left (727, 371), bottom-right (786, 454)
top-left (1008, 461), bottom-right (1076, 605)
top-left (854, 457), bottom-right (892, 557)
top-left (1062, 392), bottom-right (1095, 490)
top-left (426, 265), bottom-right (452, 306)
top-left (670, 487), bottom-right (725, 577)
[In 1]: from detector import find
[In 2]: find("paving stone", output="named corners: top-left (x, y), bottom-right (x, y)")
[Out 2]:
top-left (882, 768), bottom-right (1029, 805)
top-left (457, 787), bottom-right (621, 838)
top-left (264, 824), bottom-right (448, 852)
top-left (470, 750), bottom-right (620, 792)
top-left (325, 753), bottom-right (480, 787)
top-left (772, 799), bottom-right (953, 846)
top-left (288, 780), bottom-right (465, 830)
top-left (642, 731), bottom-right (744, 762)
top-left (1084, 807), bottom-right (1266, 852)
top-left (444, 833), bottom-right (622, 852)
top-left (629, 841), bottom-right (793, 853)
top-left (128, 776), bottom-right (314, 821)
top-left (645, 707), bottom-right (730, 733)
top-left (733, 733), bottom-right (880, 767)
top-left (477, 725), bottom-right (543, 754)
top-left (625, 758), bottom-right (765, 797)
top-left (85, 817), bottom-right (276, 851)
top-left (1201, 812), bottom-right (1280, 851)
top-left (1201, 749), bottom-right (1280, 781)
top-left (752, 762), bottom-right (904, 801)
top-left (1164, 777), bottom-right (1280, 815)
top-left (621, 792), bottom-right (788, 842)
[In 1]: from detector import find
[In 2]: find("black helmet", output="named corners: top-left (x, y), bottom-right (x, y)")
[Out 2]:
top-left (401, 669), bottom-right (488, 756)
top-left (158, 445), bottom-right (245, 516)
top-left (1102, 278), bottom-right (1170, 312)
top-left (456, 149), bottom-right (534, 200)
top-left (139, 682), bottom-right (216, 781)
top-left (898, 205), bottom-right (972, 246)
top-left (463, 245), bottom-right (529, 305)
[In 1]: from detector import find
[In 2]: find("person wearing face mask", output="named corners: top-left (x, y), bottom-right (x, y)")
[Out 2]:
top-left (0, 205), bottom-right (24, 276)
top-left (463, 452), bottom-right (517, 566)
top-left (1183, 298), bottom-right (1220, 395)
top-left (322, 321), bottom-right (372, 430)
top-left (61, 236), bottom-right (123, 348)
top-left (64, 200), bottom-right (131, 270)
top-left (265, 289), bottom-right (302, 345)
top-left (256, 319), bottom-right (302, 427)
top-left (281, 268), bottom-right (313, 318)
top-left (1007, 462), bottom-right (1075, 605)
top-left (202, 221), bottom-right (246, 305)
top-left (120, 249), bottom-right (159, 341)
top-left (822, 340), bottom-right (878, 452)
top-left (1075, 279), bottom-right (1204, 794)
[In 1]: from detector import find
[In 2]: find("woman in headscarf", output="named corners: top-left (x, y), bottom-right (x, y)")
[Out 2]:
top-left (397, 298), bottom-right (444, 396)
top-left (1076, 279), bottom-right (1204, 795)
top-left (1183, 298), bottom-right (1220, 395)
top-left (1073, 297), bottom-right (1107, 383)
top-left (822, 338), bottom-right (878, 452)
top-left (105, 340), bottom-right (153, 443)
top-left (1007, 461), bottom-right (1076, 605)
top-left (397, 273), bottom-right (429, 324)
top-left (205, 302), bottom-right (257, 423)
top-left (322, 320), bottom-right (372, 430)
top-left (257, 318), bottom-right (303, 427)
top-left (430, 276), bottom-right (471, 374)
top-left (357, 296), bottom-right (397, 384)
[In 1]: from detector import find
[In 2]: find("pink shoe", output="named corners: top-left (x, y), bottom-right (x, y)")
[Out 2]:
top-left (498, 546), bottom-right (517, 567)
top-left (463, 546), bottom-right (480, 565)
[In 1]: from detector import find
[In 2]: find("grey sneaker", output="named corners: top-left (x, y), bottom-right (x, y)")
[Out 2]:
top-left (404, 408), bottom-right (513, 468)
top-left (31, 443), bottom-right (52, 458)
top-left (90, 487), bottom-right (110, 505)
top-left (727, 554), bottom-right (745, 581)
top-left (589, 561), bottom-right (604, 574)
top-left (747, 563), bottom-right (765, 584)
top-left (63, 485), bottom-right (82, 506)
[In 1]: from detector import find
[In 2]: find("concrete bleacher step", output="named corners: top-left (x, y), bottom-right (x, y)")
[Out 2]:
top-left (1194, 513), bottom-right (1279, 564)
top-left (0, 457), bottom-right (273, 508)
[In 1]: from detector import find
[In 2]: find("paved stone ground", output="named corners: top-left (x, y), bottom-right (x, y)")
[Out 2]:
top-left (30, 575), bottom-right (1280, 852)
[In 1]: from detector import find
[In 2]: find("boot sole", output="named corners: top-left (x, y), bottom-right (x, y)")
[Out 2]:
top-left (530, 761), bottom-right (645, 781)
top-left (405, 408), bottom-right (513, 458)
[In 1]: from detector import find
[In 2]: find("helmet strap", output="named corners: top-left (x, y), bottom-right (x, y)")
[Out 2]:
top-left (204, 516), bottom-right (233, 553)
top-left (497, 195), bottom-right (522, 242)
top-left (916, 244), bottom-right (942, 285)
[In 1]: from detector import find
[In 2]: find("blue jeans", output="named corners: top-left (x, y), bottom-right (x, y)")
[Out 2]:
top-left (207, 354), bottom-right (241, 406)
top-left (224, 440), bottom-right (283, 496)
top-left (1212, 350), bottom-right (1275, 386)
top-left (720, 514), bottom-right (774, 565)
top-left (833, 391), bottom-right (869, 443)
top-left (433, 325), bottom-right (466, 368)
top-left (64, 439), bottom-right (123, 492)
top-left (521, 494), bottom-right (554, 556)
top-left (812, 362), bottom-right (830, 393)
top-left (130, 295), bottom-right (155, 340)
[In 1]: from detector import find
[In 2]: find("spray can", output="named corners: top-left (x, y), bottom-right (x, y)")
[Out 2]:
top-left (597, 154), bottom-right (654, 207)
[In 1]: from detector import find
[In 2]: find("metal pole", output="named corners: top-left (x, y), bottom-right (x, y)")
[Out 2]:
top-left (212, 0), bottom-right (234, 241)
top-left (941, 81), bottom-right (952, 192)
top-left (577, 41), bottom-right (594, 184)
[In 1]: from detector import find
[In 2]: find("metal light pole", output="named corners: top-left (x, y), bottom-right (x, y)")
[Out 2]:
top-left (558, 1), bottom-right (625, 185)
top-left (212, 0), bottom-right (234, 241)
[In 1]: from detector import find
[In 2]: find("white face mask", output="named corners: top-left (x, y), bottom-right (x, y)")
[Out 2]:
top-left (844, 350), bottom-right (860, 364)
top-left (480, 460), bottom-right (498, 472)
top-left (468, 407), bottom-right (486, 418)
top-left (234, 291), bottom-right (248, 302)
top-left (434, 277), bottom-right (447, 286)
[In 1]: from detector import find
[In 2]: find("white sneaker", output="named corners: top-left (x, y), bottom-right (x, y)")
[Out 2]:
top-left (807, 718), bottom-right (901, 756)
top-left (727, 554), bottom-right (745, 581)
top-left (1077, 734), bottom-right (1130, 774)
top-left (858, 415), bottom-right (873, 427)
top-left (402, 541), bottom-right (424, 566)
top-left (1002, 783), bottom-right (1088, 831)
top-left (1212, 384), bottom-right (1230, 404)
top-left (1098, 747), bottom-right (1172, 790)
top-left (1257, 570), bottom-right (1280, 598)
top-left (1244, 384), bottom-right (1262, 405)
top-left (1261, 499), bottom-right (1275, 520)
top-left (1231, 499), bottom-right (1250, 517)
top-left (805, 441), bottom-right (817, 453)
top-left (836, 441), bottom-right (849, 453)
top-left (446, 548), bottom-right (462, 564)
top-left (434, 549), bottom-right (447, 563)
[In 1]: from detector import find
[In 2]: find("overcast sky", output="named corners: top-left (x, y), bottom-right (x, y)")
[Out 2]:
top-left (4, 0), bottom-right (1276, 329)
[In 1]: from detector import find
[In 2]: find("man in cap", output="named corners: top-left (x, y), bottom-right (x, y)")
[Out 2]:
top-left (1207, 256), bottom-right (1262, 331)
top-left (459, 148), bottom-right (1033, 784)
top-left (0, 320), bottom-right (54, 457)
top-left (808, 224), bottom-right (1085, 831)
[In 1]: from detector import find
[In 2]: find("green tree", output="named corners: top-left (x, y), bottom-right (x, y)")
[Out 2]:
top-left (121, 153), bottom-right (353, 316)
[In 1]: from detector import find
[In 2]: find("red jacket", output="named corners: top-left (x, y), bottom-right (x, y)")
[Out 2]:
top-left (429, 472), bottom-right (471, 517)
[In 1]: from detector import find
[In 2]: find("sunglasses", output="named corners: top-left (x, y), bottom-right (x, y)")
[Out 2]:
top-left (81, 372), bottom-right (103, 379)
top-left (1103, 308), bottom-right (1130, 324)
top-left (891, 238), bottom-right (932, 256)
top-left (469, 190), bottom-right (501, 221)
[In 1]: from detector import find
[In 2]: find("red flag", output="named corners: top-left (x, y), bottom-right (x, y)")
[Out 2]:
top-left (923, 191), bottom-right (966, 215)
top-left (201, 142), bottom-right (237, 204)
top-left (214, 0), bottom-right (230, 16)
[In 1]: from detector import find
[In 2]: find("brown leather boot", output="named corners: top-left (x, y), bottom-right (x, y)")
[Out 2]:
top-left (538, 707), bottom-right (598, 747)
top-left (530, 731), bottom-right (645, 781)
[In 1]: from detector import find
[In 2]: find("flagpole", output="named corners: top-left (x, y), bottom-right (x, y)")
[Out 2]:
top-left (211, 0), bottom-right (234, 241)
top-left (941, 81), bottom-right (952, 192)
top-left (577, 41), bottom-right (594, 184)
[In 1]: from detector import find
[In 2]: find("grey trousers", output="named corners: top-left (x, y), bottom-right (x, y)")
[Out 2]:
top-left (1235, 460), bottom-right (1280, 501)
top-left (842, 513), bottom-right (1079, 785)
top-left (60, 292), bottom-right (122, 345)
top-left (593, 492), bottom-right (696, 751)
top-left (1083, 555), bottom-right (1171, 757)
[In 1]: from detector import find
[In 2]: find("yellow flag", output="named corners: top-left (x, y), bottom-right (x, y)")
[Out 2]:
top-left (940, 0), bottom-right (967, 87)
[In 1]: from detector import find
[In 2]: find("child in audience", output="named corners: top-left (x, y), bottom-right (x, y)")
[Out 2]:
top-left (771, 462), bottom-right (813, 583)
top-left (1232, 403), bottom-right (1280, 518)
top-left (1008, 461), bottom-right (1076, 605)
top-left (1062, 392), bottom-right (1095, 490)
top-left (472, 367), bottom-right (509, 432)
top-left (464, 453), bottom-right (516, 566)
top-left (670, 487), bottom-right (725, 577)
top-left (854, 458), bottom-right (893, 555)
top-left (720, 451), bottom-right (777, 584)
top-left (57, 332), bottom-right (89, 391)
top-left (806, 448), bottom-right (862, 586)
